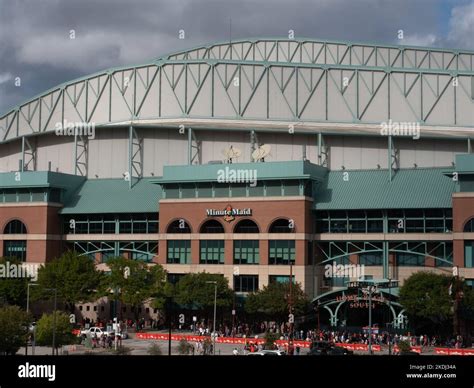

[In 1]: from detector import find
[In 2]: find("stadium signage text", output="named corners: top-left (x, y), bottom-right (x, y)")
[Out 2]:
top-left (206, 205), bottom-right (252, 222)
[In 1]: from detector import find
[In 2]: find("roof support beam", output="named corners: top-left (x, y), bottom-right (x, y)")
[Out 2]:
top-left (187, 127), bottom-right (200, 165)
top-left (21, 136), bottom-right (36, 172)
top-left (388, 135), bottom-right (399, 182)
top-left (317, 132), bottom-right (329, 167)
top-left (73, 133), bottom-right (88, 176)
top-left (250, 130), bottom-right (259, 161)
top-left (128, 125), bottom-right (143, 189)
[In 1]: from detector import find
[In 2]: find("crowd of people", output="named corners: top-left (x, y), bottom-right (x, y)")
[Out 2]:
top-left (79, 317), bottom-right (471, 349)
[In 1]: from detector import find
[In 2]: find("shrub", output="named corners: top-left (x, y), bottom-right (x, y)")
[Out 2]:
top-left (147, 343), bottom-right (162, 355)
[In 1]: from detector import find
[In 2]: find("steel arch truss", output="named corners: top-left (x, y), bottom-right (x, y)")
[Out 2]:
top-left (316, 240), bottom-right (453, 266)
top-left (314, 288), bottom-right (406, 329)
top-left (71, 241), bottom-right (158, 262)
top-left (1, 39), bottom-right (473, 144)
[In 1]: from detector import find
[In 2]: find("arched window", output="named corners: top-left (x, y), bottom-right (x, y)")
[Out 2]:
top-left (167, 219), bottom-right (191, 233)
top-left (464, 218), bottom-right (474, 233)
top-left (3, 219), bottom-right (27, 234)
top-left (200, 220), bottom-right (224, 233)
top-left (269, 218), bottom-right (295, 233)
top-left (234, 219), bottom-right (259, 233)
top-left (3, 220), bottom-right (27, 261)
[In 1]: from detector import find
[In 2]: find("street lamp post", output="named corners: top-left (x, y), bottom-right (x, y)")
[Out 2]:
top-left (388, 278), bottom-right (392, 356)
top-left (206, 281), bottom-right (217, 355)
top-left (26, 283), bottom-right (39, 355)
top-left (368, 286), bottom-right (373, 355)
top-left (45, 288), bottom-right (57, 355)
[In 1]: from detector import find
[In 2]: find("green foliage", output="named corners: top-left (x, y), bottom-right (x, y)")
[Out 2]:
top-left (110, 345), bottom-right (131, 355)
top-left (174, 272), bottom-right (233, 311)
top-left (0, 305), bottom-right (29, 355)
top-left (245, 281), bottom-right (309, 322)
top-left (263, 331), bottom-right (278, 350)
top-left (177, 339), bottom-right (193, 355)
top-left (147, 342), bottom-right (163, 355)
top-left (399, 272), bottom-right (453, 325)
top-left (106, 257), bottom-right (167, 319)
top-left (35, 311), bottom-right (75, 349)
top-left (35, 251), bottom-right (106, 312)
top-left (397, 340), bottom-right (411, 353)
top-left (0, 257), bottom-right (31, 307)
top-left (202, 337), bottom-right (213, 355)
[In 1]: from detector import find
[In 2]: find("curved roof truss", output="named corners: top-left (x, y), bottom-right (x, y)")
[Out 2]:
top-left (1, 38), bottom-right (473, 144)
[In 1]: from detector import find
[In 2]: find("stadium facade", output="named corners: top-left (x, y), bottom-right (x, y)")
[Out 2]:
top-left (0, 38), bottom-right (473, 325)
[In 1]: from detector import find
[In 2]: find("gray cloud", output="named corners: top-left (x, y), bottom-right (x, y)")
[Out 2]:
top-left (0, 0), bottom-right (472, 114)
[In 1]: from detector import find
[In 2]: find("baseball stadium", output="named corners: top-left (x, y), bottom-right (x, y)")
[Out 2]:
top-left (0, 38), bottom-right (473, 328)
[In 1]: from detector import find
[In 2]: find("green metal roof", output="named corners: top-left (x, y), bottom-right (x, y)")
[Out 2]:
top-left (314, 167), bottom-right (456, 210)
top-left (0, 171), bottom-right (85, 191)
top-left (61, 178), bottom-right (162, 214)
top-left (455, 154), bottom-right (474, 174)
top-left (154, 160), bottom-right (328, 184)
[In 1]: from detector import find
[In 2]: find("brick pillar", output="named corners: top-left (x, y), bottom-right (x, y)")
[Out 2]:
top-left (425, 255), bottom-right (435, 267)
top-left (349, 254), bottom-right (358, 265)
top-left (453, 240), bottom-right (464, 267)
top-left (191, 239), bottom-right (200, 265)
top-left (295, 240), bottom-right (306, 266)
top-left (260, 240), bottom-right (269, 265)
top-left (156, 239), bottom-right (167, 265)
top-left (225, 239), bottom-right (233, 265)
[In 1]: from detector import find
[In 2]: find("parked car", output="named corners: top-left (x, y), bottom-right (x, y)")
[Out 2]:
top-left (308, 341), bottom-right (353, 356)
top-left (309, 341), bottom-right (333, 351)
top-left (326, 346), bottom-right (353, 355)
top-left (80, 327), bottom-right (114, 337)
top-left (247, 350), bottom-right (286, 356)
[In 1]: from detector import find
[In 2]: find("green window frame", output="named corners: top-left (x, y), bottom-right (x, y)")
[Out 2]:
top-left (269, 275), bottom-right (295, 284)
top-left (396, 253), bottom-right (425, 266)
top-left (3, 240), bottom-right (27, 261)
top-left (167, 240), bottom-right (191, 264)
top-left (200, 240), bottom-right (224, 264)
top-left (269, 240), bottom-right (295, 265)
top-left (465, 241), bottom-right (474, 268)
top-left (234, 275), bottom-right (259, 292)
top-left (234, 240), bottom-right (260, 264)
top-left (359, 253), bottom-right (383, 266)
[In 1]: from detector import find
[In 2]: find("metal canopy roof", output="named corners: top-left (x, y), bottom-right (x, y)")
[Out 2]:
top-left (154, 160), bottom-right (328, 184)
top-left (1, 38), bottom-right (473, 145)
top-left (314, 167), bottom-right (456, 210)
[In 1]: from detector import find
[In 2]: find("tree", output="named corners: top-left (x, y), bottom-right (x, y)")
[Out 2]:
top-left (174, 272), bottom-right (233, 316)
top-left (35, 251), bottom-right (106, 313)
top-left (245, 281), bottom-right (309, 322)
top-left (398, 271), bottom-right (474, 335)
top-left (106, 257), bottom-right (167, 321)
top-left (35, 311), bottom-right (76, 351)
top-left (177, 338), bottom-right (193, 355)
top-left (263, 331), bottom-right (278, 350)
top-left (399, 272), bottom-right (453, 333)
top-left (0, 257), bottom-right (32, 307)
top-left (0, 305), bottom-right (29, 355)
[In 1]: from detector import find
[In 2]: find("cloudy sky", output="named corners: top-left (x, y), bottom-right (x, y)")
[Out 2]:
top-left (0, 0), bottom-right (472, 115)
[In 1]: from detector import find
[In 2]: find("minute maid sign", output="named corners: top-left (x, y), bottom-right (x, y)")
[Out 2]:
top-left (206, 205), bottom-right (252, 222)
